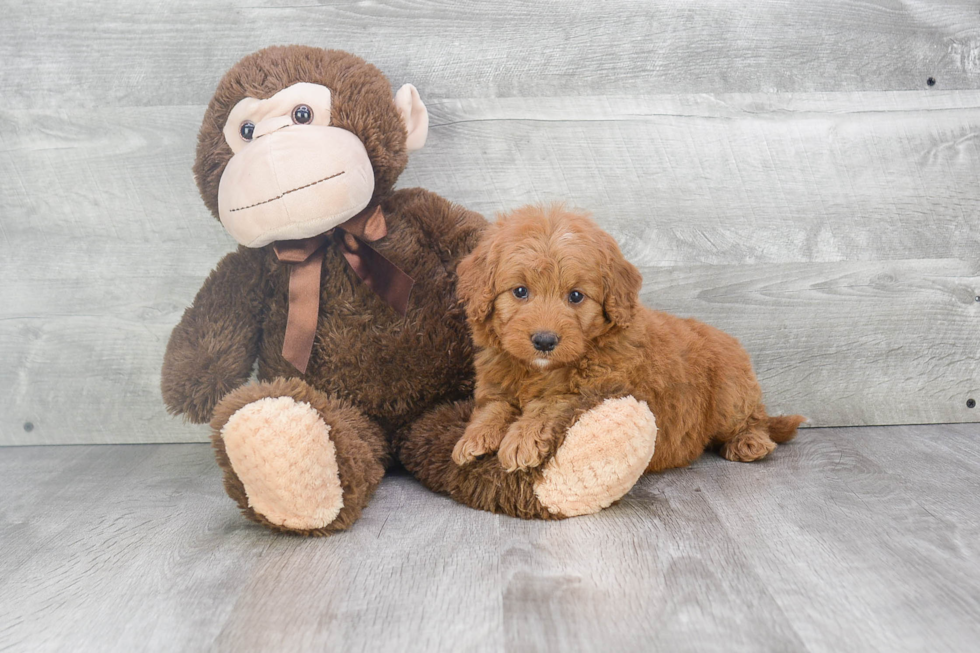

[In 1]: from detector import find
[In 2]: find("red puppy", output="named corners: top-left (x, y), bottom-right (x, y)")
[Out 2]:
top-left (452, 204), bottom-right (804, 473)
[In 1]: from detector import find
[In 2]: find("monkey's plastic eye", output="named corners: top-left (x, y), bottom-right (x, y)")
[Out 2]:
top-left (292, 105), bottom-right (313, 124)
top-left (239, 121), bottom-right (255, 141)
top-left (513, 286), bottom-right (529, 299)
top-left (569, 290), bottom-right (585, 304)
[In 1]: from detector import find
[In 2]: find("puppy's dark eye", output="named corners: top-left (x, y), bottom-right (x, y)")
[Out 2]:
top-left (292, 105), bottom-right (313, 124)
top-left (513, 286), bottom-right (529, 299)
top-left (240, 121), bottom-right (255, 141)
top-left (568, 290), bottom-right (585, 304)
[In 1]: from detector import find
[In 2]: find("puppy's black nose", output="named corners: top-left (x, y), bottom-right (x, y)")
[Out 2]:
top-left (531, 331), bottom-right (559, 352)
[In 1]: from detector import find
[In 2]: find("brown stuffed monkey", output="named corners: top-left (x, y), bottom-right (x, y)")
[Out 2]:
top-left (161, 46), bottom-right (657, 535)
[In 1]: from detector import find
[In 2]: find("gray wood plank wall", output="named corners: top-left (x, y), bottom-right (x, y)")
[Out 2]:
top-left (2, 1), bottom-right (979, 445)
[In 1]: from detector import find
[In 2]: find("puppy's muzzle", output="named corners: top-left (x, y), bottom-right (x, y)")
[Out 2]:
top-left (531, 331), bottom-right (560, 352)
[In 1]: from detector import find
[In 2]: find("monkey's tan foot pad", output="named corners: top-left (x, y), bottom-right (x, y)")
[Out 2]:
top-left (534, 396), bottom-right (657, 517)
top-left (220, 396), bottom-right (343, 530)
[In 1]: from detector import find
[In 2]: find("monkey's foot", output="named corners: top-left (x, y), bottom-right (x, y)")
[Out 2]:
top-left (534, 396), bottom-right (657, 517)
top-left (212, 379), bottom-right (387, 535)
top-left (220, 396), bottom-right (344, 531)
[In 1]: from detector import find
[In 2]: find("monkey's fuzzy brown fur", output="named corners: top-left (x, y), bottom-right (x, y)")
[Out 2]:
top-left (161, 185), bottom-right (483, 434)
top-left (162, 47), bottom-right (564, 533)
top-left (396, 400), bottom-right (560, 520)
top-left (453, 204), bottom-right (805, 474)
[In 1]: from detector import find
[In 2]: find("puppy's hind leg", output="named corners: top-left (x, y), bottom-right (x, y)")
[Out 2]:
top-left (717, 408), bottom-right (777, 463)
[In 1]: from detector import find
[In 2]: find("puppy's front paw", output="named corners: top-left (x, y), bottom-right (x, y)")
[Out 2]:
top-left (497, 420), bottom-right (552, 472)
top-left (452, 423), bottom-right (501, 466)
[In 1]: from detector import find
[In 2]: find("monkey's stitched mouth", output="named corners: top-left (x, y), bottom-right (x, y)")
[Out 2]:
top-left (228, 170), bottom-right (346, 212)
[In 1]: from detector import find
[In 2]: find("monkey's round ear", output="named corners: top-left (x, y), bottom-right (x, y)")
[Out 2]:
top-left (395, 84), bottom-right (429, 152)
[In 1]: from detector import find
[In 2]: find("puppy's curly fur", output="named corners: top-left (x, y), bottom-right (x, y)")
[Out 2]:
top-left (452, 204), bottom-right (804, 473)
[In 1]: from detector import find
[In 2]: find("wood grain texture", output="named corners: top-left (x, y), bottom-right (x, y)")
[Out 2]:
top-left (2, 425), bottom-right (980, 652)
top-left (419, 92), bottom-right (980, 262)
top-left (3, 88), bottom-right (979, 444)
top-left (638, 259), bottom-right (980, 426)
top-left (2, 0), bottom-right (980, 111)
top-left (696, 423), bottom-right (980, 651)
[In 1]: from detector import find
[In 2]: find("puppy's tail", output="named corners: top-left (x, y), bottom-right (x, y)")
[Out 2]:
top-left (767, 414), bottom-right (807, 443)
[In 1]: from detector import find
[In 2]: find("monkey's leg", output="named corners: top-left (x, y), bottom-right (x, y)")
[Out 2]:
top-left (397, 396), bottom-right (657, 519)
top-left (210, 378), bottom-right (389, 535)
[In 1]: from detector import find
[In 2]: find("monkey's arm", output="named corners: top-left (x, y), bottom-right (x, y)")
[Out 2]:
top-left (389, 188), bottom-right (488, 270)
top-left (161, 246), bottom-right (269, 423)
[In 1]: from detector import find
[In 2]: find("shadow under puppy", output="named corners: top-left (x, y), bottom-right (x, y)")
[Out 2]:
top-left (452, 204), bottom-right (805, 474)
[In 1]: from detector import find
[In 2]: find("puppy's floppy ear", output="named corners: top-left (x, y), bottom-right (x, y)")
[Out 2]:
top-left (456, 224), bottom-right (500, 324)
top-left (599, 232), bottom-right (642, 329)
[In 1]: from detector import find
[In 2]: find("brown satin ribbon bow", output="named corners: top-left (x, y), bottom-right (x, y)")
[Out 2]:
top-left (272, 205), bottom-right (414, 373)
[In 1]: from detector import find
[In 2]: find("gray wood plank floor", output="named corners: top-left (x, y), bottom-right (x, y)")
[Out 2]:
top-left (1, 424), bottom-right (978, 652)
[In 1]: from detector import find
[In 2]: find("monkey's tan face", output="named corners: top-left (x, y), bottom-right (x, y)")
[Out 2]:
top-left (216, 81), bottom-right (426, 247)
top-left (217, 82), bottom-right (374, 247)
